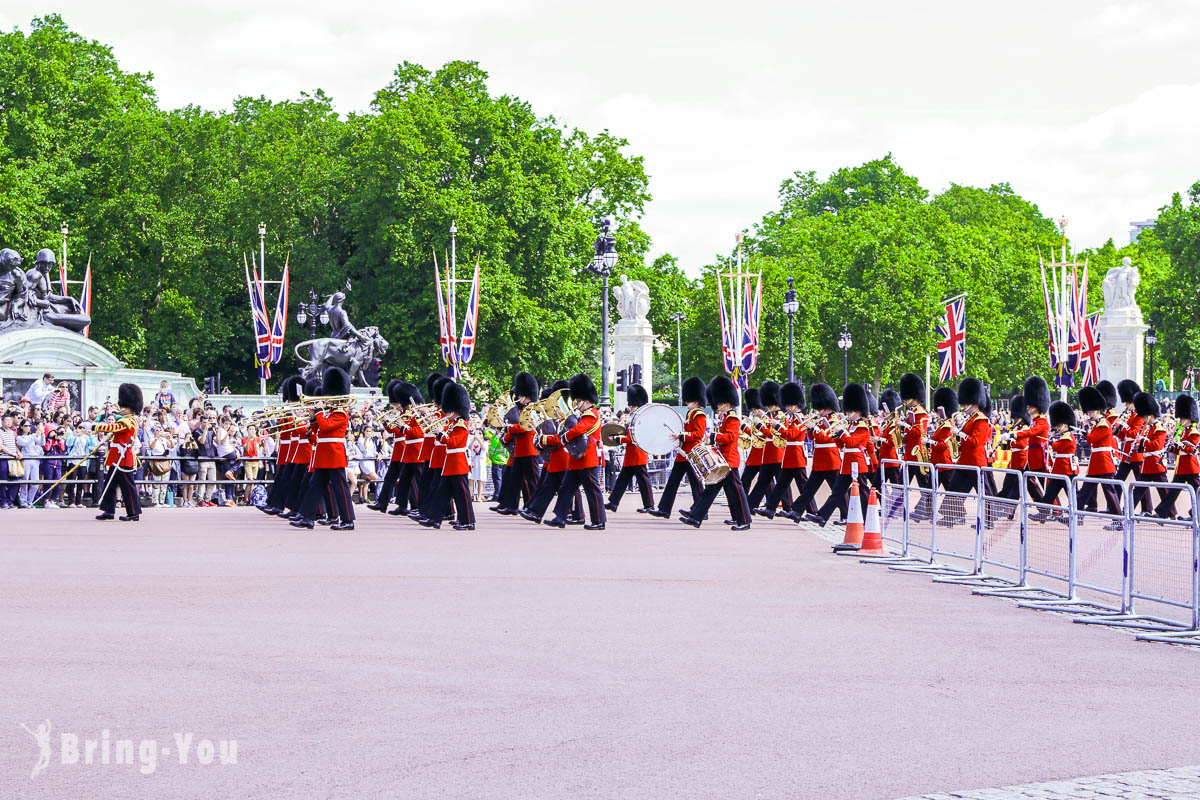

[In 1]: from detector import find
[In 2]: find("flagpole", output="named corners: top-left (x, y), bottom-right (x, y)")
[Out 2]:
top-left (1058, 219), bottom-right (1069, 401)
top-left (259, 222), bottom-right (267, 395)
top-left (449, 222), bottom-right (458, 375)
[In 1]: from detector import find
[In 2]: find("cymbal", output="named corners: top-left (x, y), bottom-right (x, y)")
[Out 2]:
top-left (600, 422), bottom-right (626, 447)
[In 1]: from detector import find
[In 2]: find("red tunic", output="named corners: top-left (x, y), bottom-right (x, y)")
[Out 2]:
top-left (761, 416), bottom-right (784, 465)
top-left (903, 409), bottom-right (929, 464)
top-left (620, 433), bottom-right (648, 468)
top-left (563, 408), bottom-right (602, 469)
top-left (745, 420), bottom-right (765, 467)
top-left (929, 422), bottom-right (954, 466)
top-left (713, 411), bottom-right (741, 469)
top-left (809, 419), bottom-right (842, 472)
top-left (1140, 424), bottom-right (1168, 475)
top-left (401, 421), bottom-right (424, 464)
top-left (1008, 426), bottom-right (1030, 470)
top-left (311, 409), bottom-right (349, 469)
top-left (417, 427), bottom-right (435, 463)
top-left (440, 420), bottom-right (470, 476)
top-left (955, 412), bottom-right (992, 468)
top-left (1175, 427), bottom-right (1200, 476)
top-left (429, 416), bottom-right (447, 470)
top-left (879, 422), bottom-right (900, 466)
top-left (541, 433), bottom-right (570, 473)
top-left (504, 419), bottom-right (538, 460)
top-left (276, 419), bottom-right (295, 465)
top-left (1116, 412), bottom-right (1145, 465)
top-left (837, 421), bottom-right (871, 476)
top-left (780, 415), bottom-right (808, 469)
top-left (290, 419), bottom-right (312, 466)
top-left (93, 416), bottom-right (139, 468)
top-left (1026, 415), bottom-right (1050, 472)
top-left (1049, 433), bottom-right (1077, 476)
top-left (386, 420), bottom-right (406, 462)
top-left (866, 423), bottom-right (880, 470)
top-left (676, 408), bottom-right (707, 463)
top-left (1084, 419), bottom-right (1115, 475)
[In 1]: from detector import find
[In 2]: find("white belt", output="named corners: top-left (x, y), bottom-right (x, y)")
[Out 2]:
top-left (404, 439), bottom-right (421, 445)
top-left (814, 443), bottom-right (837, 449)
top-left (1053, 452), bottom-right (1075, 459)
top-left (445, 448), bottom-right (466, 454)
top-left (784, 442), bottom-right (803, 446)
top-left (1090, 447), bottom-right (1112, 453)
top-left (841, 447), bottom-right (861, 454)
top-left (1144, 450), bottom-right (1164, 458)
top-left (1012, 447), bottom-right (1027, 453)
top-left (316, 438), bottom-right (344, 444)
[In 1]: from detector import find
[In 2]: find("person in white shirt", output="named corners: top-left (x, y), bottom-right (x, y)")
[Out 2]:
top-left (22, 373), bottom-right (56, 407)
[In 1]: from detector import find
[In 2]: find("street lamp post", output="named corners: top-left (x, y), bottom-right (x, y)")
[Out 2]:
top-left (1146, 320), bottom-right (1158, 392)
top-left (838, 324), bottom-right (852, 386)
top-left (589, 218), bottom-right (618, 406)
top-left (670, 311), bottom-right (686, 403)
top-left (296, 288), bottom-right (329, 343)
top-left (783, 277), bottom-right (799, 383)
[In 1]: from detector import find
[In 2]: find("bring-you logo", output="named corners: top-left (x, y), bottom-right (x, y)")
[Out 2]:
top-left (20, 720), bottom-right (237, 778)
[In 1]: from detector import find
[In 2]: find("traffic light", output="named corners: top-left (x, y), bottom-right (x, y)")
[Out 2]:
top-left (629, 363), bottom-right (643, 386)
top-left (616, 368), bottom-right (627, 392)
top-left (203, 376), bottom-right (215, 394)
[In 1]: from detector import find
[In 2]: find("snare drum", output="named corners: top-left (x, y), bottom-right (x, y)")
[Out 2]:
top-left (686, 444), bottom-right (730, 486)
top-left (629, 403), bottom-right (685, 456)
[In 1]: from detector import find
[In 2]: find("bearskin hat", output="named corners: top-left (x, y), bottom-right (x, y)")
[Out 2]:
top-left (542, 378), bottom-right (569, 401)
top-left (710, 375), bottom-right (739, 409)
top-left (426, 372), bottom-right (443, 401)
top-left (899, 372), bottom-right (924, 403)
top-left (1118, 379), bottom-right (1141, 404)
top-left (759, 380), bottom-right (781, 409)
top-left (627, 383), bottom-right (649, 408)
top-left (303, 377), bottom-right (322, 397)
top-left (780, 381), bottom-right (805, 410)
top-left (681, 376), bottom-right (705, 406)
top-left (1176, 393), bottom-right (1199, 423)
top-left (387, 380), bottom-right (406, 404)
top-left (880, 388), bottom-right (901, 415)
top-left (841, 383), bottom-right (869, 417)
top-left (1133, 390), bottom-right (1157, 418)
top-left (569, 372), bottom-right (598, 405)
top-left (809, 382), bottom-right (838, 413)
top-left (399, 381), bottom-right (422, 409)
top-left (933, 386), bottom-right (958, 417)
top-left (1023, 376), bottom-right (1050, 413)
top-left (117, 382), bottom-right (143, 414)
top-left (705, 382), bottom-right (715, 410)
top-left (322, 366), bottom-right (352, 398)
top-left (279, 375), bottom-right (304, 404)
top-left (1010, 393), bottom-right (1031, 425)
top-left (431, 376), bottom-right (451, 409)
top-left (1049, 400), bottom-right (1076, 429)
top-left (958, 377), bottom-right (984, 408)
top-left (866, 387), bottom-right (879, 416)
top-left (1078, 386), bottom-right (1106, 414)
top-left (979, 384), bottom-right (993, 415)
top-left (1096, 380), bottom-right (1119, 411)
top-left (511, 371), bottom-right (539, 401)
top-left (442, 382), bottom-right (471, 419)
top-left (743, 388), bottom-right (763, 411)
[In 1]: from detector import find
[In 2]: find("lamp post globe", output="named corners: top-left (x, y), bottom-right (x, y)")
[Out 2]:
top-left (783, 277), bottom-right (799, 383)
top-left (838, 324), bottom-right (852, 385)
top-left (591, 217), bottom-right (617, 406)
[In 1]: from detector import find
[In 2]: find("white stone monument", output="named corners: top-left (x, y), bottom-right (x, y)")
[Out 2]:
top-left (611, 274), bottom-right (653, 408)
top-left (1097, 256), bottom-right (1147, 388)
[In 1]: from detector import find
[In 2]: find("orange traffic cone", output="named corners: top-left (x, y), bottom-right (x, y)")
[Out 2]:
top-left (858, 488), bottom-right (889, 556)
top-left (832, 479), bottom-right (864, 552)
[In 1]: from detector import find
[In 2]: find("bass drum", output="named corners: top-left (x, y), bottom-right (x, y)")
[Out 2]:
top-left (628, 403), bottom-right (685, 456)
top-left (686, 444), bottom-right (730, 486)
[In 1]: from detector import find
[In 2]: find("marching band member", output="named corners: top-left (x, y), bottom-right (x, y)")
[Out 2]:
top-left (808, 383), bottom-right (871, 527)
top-left (605, 382), bottom-right (655, 513)
top-left (680, 376), bottom-right (751, 529)
top-left (739, 387), bottom-right (765, 496)
top-left (746, 381), bottom-right (791, 513)
top-left (261, 375), bottom-right (304, 516)
top-left (1023, 376), bottom-right (1051, 504)
top-left (372, 381), bottom-right (424, 516)
top-left (864, 387), bottom-right (881, 488)
top-left (410, 373), bottom-right (444, 521)
top-left (421, 382), bottom-right (476, 530)
top-left (1155, 394), bottom-right (1200, 519)
top-left (1113, 379), bottom-right (1145, 487)
top-left (1029, 401), bottom-right (1077, 523)
top-left (291, 367), bottom-right (355, 531)
top-left (912, 387), bottom-right (958, 521)
top-left (940, 378), bottom-right (995, 527)
top-left (1075, 385), bottom-right (1122, 517)
top-left (520, 380), bottom-right (582, 524)
top-left (545, 373), bottom-right (606, 529)
top-left (757, 382), bottom-right (809, 520)
top-left (647, 376), bottom-right (707, 519)
top-left (93, 382), bottom-right (143, 521)
top-left (368, 380), bottom-right (407, 513)
top-left (878, 387), bottom-right (903, 485)
top-left (897, 372), bottom-right (931, 491)
top-left (494, 371), bottom-right (541, 516)
top-left (789, 383), bottom-right (843, 524)
top-left (284, 377), bottom-right (323, 520)
top-left (416, 377), bottom-right (453, 525)
top-left (1129, 391), bottom-right (1165, 514)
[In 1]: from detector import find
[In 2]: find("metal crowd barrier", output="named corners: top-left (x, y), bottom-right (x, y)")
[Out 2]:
top-left (872, 461), bottom-right (1200, 645)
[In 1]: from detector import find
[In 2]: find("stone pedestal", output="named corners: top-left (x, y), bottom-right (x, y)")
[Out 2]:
top-left (611, 317), bottom-right (654, 409)
top-left (1097, 257), bottom-right (1147, 389)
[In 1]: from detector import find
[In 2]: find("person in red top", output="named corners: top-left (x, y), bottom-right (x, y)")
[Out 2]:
top-left (996, 392), bottom-right (1030, 514)
top-left (746, 382), bottom-right (790, 513)
top-left (1156, 394), bottom-right (1200, 519)
top-left (93, 382), bottom-right (143, 521)
top-left (283, 377), bottom-right (323, 519)
top-left (1023, 376), bottom-right (1051, 486)
top-left (739, 387), bottom-right (766, 494)
top-left (520, 380), bottom-right (583, 524)
top-left (411, 373), bottom-right (444, 520)
top-left (877, 387), bottom-right (903, 484)
top-left (1031, 401), bottom-right (1078, 522)
top-left (421, 382), bottom-right (476, 530)
top-left (1075, 385), bottom-right (1122, 516)
top-left (647, 376), bottom-right (707, 518)
top-left (681, 376), bottom-right (751, 529)
top-left (494, 371), bottom-right (541, 516)
top-left (546, 373), bottom-right (606, 529)
top-left (605, 383), bottom-right (655, 513)
top-left (1129, 391), bottom-right (1165, 515)
top-left (415, 376), bottom-right (455, 523)
top-left (939, 378), bottom-right (995, 526)
top-left (809, 383), bottom-right (872, 527)
top-left (291, 367), bottom-right (356, 531)
top-left (789, 383), bottom-right (844, 525)
top-left (262, 375), bottom-right (305, 516)
top-left (371, 381), bottom-right (425, 516)
top-left (893, 373), bottom-right (931, 519)
top-left (913, 387), bottom-right (958, 521)
top-left (1113, 378), bottom-right (1145, 484)
top-left (759, 382), bottom-right (810, 520)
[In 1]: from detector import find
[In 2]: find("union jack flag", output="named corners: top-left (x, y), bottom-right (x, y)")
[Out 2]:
top-left (433, 254), bottom-right (452, 366)
top-left (80, 260), bottom-right (92, 339)
top-left (1040, 265), bottom-right (1060, 368)
top-left (269, 262), bottom-right (289, 363)
top-left (716, 276), bottom-right (736, 376)
top-left (738, 274), bottom-right (762, 385)
top-left (936, 297), bottom-right (966, 382)
top-left (246, 257), bottom-right (272, 379)
top-left (457, 260), bottom-right (481, 365)
top-left (1079, 311), bottom-right (1101, 387)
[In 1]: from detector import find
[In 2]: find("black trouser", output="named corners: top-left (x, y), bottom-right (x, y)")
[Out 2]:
top-left (266, 462), bottom-right (296, 508)
top-left (942, 468), bottom-right (998, 523)
top-left (420, 467), bottom-right (444, 518)
top-left (907, 465), bottom-right (935, 517)
top-left (375, 460), bottom-right (405, 509)
top-left (1037, 475), bottom-right (1071, 512)
top-left (687, 471), bottom-right (751, 525)
top-left (763, 466), bottom-right (809, 514)
top-left (1076, 472), bottom-right (1122, 515)
top-left (489, 465), bottom-right (504, 500)
top-left (815, 472), bottom-right (869, 524)
top-left (1131, 471), bottom-right (1167, 515)
top-left (98, 468), bottom-right (140, 516)
top-left (1155, 473), bottom-right (1200, 518)
top-left (429, 473), bottom-right (475, 526)
top-left (740, 464), bottom-right (761, 493)
top-left (792, 469), bottom-right (840, 520)
top-left (553, 467), bottom-right (605, 524)
top-left (525, 470), bottom-right (583, 520)
top-left (608, 465), bottom-right (653, 509)
top-left (657, 460), bottom-right (702, 516)
top-left (746, 462), bottom-right (789, 511)
top-left (285, 469), bottom-right (313, 514)
top-left (499, 455), bottom-right (539, 510)
top-left (300, 467), bottom-right (354, 524)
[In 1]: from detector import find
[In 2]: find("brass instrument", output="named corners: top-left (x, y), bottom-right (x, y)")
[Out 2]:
top-left (520, 388), bottom-right (570, 431)
top-left (767, 409), bottom-right (787, 448)
top-left (487, 392), bottom-right (514, 429)
top-left (299, 392), bottom-right (356, 411)
top-left (377, 406), bottom-right (411, 428)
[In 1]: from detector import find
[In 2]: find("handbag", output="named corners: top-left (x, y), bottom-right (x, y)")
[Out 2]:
top-left (148, 459), bottom-right (172, 476)
top-left (7, 458), bottom-right (24, 479)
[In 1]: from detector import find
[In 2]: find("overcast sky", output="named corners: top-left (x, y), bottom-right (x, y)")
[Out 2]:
top-left (5, 0), bottom-right (1199, 273)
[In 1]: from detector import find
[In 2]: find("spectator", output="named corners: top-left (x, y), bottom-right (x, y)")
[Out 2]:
top-left (240, 424), bottom-right (264, 505)
top-left (355, 428), bottom-right (380, 504)
top-left (469, 414), bottom-right (488, 501)
top-left (64, 424), bottom-right (97, 508)
top-left (44, 382), bottom-right (71, 416)
top-left (194, 414), bottom-right (219, 506)
top-left (41, 428), bottom-right (66, 507)
top-left (16, 419), bottom-right (44, 508)
top-left (345, 433), bottom-right (361, 498)
top-left (178, 430), bottom-right (200, 506)
top-left (153, 380), bottom-right (175, 411)
top-left (0, 413), bottom-right (19, 509)
top-left (146, 425), bottom-right (173, 506)
top-left (23, 372), bottom-right (56, 407)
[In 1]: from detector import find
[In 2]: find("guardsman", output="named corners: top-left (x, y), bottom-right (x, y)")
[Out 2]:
top-left (746, 381), bottom-right (790, 513)
top-left (93, 382), bottom-right (143, 521)
top-left (739, 387), bottom-right (765, 496)
top-left (368, 380), bottom-right (407, 513)
top-left (421, 382), bottom-right (475, 530)
top-left (878, 387), bottom-right (903, 485)
top-left (372, 381), bottom-right (424, 515)
top-left (261, 375), bottom-right (304, 516)
top-left (680, 375), bottom-right (751, 529)
top-left (546, 373), bottom-right (606, 529)
top-left (291, 367), bottom-right (355, 531)
top-left (758, 381), bottom-right (809, 520)
top-left (520, 380), bottom-right (582, 524)
top-left (790, 383), bottom-right (843, 524)
top-left (494, 371), bottom-right (541, 515)
top-left (284, 377), bottom-right (323, 520)
top-left (1113, 379), bottom-right (1145, 485)
top-left (416, 377), bottom-right (453, 524)
top-left (1023, 376), bottom-right (1051, 503)
top-left (1030, 400), bottom-right (1078, 522)
top-left (410, 373), bottom-right (443, 521)
top-left (647, 376), bottom-right (707, 519)
top-left (1076, 385), bottom-right (1122, 516)
top-left (912, 387), bottom-right (958, 521)
top-left (996, 392), bottom-right (1029, 504)
top-left (896, 373), bottom-right (931, 510)
top-left (940, 378), bottom-right (995, 527)
top-left (1130, 390), bottom-right (1165, 514)
top-left (809, 383), bottom-right (872, 527)
top-left (1156, 394), bottom-right (1200, 519)
top-left (605, 382), bottom-right (655, 513)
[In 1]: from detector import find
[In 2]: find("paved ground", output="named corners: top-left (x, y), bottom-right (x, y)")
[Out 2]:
top-left (896, 765), bottom-right (1200, 799)
top-left (3, 505), bottom-right (1200, 799)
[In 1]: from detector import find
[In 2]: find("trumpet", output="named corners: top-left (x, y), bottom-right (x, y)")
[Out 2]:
top-left (299, 393), bottom-right (356, 411)
top-left (486, 392), bottom-right (515, 429)
top-left (519, 388), bottom-right (570, 431)
top-left (377, 406), bottom-right (411, 428)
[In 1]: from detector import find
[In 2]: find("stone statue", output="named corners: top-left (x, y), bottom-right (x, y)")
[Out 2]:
top-left (1102, 256), bottom-right (1140, 313)
top-left (612, 274), bottom-right (650, 321)
top-left (0, 247), bottom-right (90, 335)
top-left (0, 249), bottom-right (30, 329)
top-left (294, 290), bottom-right (389, 387)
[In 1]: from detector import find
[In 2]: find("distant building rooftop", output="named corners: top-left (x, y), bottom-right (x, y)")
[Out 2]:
top-left (1130, 219), bottom-right (1155, 243)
